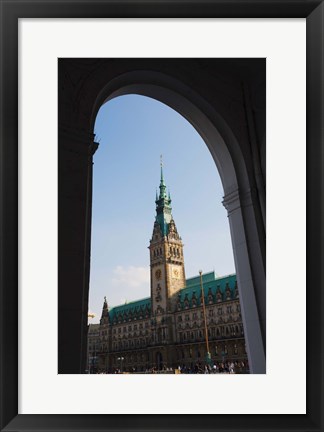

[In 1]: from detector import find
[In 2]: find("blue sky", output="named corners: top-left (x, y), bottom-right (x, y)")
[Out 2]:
top-left (89, 95), bottom-right (235, 323)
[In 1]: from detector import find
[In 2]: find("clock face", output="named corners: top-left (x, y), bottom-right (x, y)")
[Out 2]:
top-left (172, 267), bottom-right (180, 279)
top-left (155, 269), bottom-right (162, 280)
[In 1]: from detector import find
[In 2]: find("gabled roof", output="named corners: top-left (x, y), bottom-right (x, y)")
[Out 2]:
top-left (176, 272), bottom-right (237, 308)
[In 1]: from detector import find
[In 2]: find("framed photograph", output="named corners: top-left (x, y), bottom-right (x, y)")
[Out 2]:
top-left (1, 1), bottom-right (323, 431)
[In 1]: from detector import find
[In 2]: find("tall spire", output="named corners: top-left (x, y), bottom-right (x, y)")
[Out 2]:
top-left (155, 157), bottom-right (172, 236)
top-left (160, 154), bottom-right (164, 183)
top-left (159, 155), bottom-right (167, 200)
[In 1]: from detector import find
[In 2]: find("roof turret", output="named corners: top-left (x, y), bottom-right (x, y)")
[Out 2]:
top-left (100, 296), bottom-right (109, 324)
top-left (154, 156), bottom-right (172, 236)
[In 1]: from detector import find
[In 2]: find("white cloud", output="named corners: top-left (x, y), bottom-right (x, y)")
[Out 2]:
top-left (111, 265), bottom-right (150, 288)
top-left (109, 265), bottom-right (151, 305)
top-left (89, 265), bottom-right (151, 316)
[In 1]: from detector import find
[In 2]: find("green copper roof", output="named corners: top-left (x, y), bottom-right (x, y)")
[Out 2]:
top-left (186, 271), bottom-right (216, 288)
top-left (109, 297), bottom-right (151, 322)
top-left (107, 272), bottom-right (237, 321)
top-left (176, 272), bottom-right (237, 308)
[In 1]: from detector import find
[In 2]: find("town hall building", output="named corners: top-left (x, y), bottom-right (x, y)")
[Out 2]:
top-left (96, 165), bottom-right (247, 373)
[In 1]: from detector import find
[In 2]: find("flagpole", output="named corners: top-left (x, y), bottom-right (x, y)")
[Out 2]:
top-left (199, 270), bottom-right (211, 365)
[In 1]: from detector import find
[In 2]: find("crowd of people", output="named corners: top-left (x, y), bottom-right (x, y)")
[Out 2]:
top-left (176, 360), bottom-right (248, 374)
top-left (92, 360), bottom-right (248, 374)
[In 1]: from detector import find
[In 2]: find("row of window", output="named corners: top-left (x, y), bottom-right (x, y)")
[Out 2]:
top-left (152, 246), bottom-right (182, 258)
top-left (112, 353), bottom-right (149, 364)
top-left (113, 313), bottom-right (150, 324)
top-left (113, 338), bottom-right (149, 350)
top-left (178, 324), bottom-right (244, 342)
top-left (177, 304), bottom-right (240, 322)
top-left (112, 321), bottom-right (150, 335)
top-left (176, 343), bottom-right (242, 359)
top-left (112, 330), bottom-right (148, 340)
top-left (178, 314), bottom-right (241, 329)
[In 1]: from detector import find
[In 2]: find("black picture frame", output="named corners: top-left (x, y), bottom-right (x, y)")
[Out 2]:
top-left (1, 1), bottom-right (323, 431)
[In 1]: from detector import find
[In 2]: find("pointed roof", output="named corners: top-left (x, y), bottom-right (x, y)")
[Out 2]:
top-left (176, 272), bottom-right (237, 308)
top-left (159, 156), bottom-right (167, 200)
top-left (155, 157), bottom-right (172, 236)
top-left (100, 296), bottom-right (109, 320)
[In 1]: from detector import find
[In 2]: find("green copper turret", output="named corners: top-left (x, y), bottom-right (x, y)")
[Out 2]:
top-left (155, 160), bottom-right (172, 236)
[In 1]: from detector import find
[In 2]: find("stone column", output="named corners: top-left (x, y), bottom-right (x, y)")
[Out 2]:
top-left (58, 126), bottom-right (98, 373)
top-left (223, 188), bottom-right (266, 373)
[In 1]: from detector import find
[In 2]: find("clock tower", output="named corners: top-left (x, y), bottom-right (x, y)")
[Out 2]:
top-left (149, 160), bottom-right (186, 316)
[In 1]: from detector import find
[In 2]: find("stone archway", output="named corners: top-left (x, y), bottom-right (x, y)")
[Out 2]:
top-left (58, 59), bottom-right (266, 374)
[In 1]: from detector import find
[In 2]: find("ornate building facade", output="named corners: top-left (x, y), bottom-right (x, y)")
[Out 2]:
top-left (97, 167), bottom-right (247, 373)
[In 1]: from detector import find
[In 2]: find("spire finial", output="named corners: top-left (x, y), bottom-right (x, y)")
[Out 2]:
top-left (160, 154), bottom-right (165, 184)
